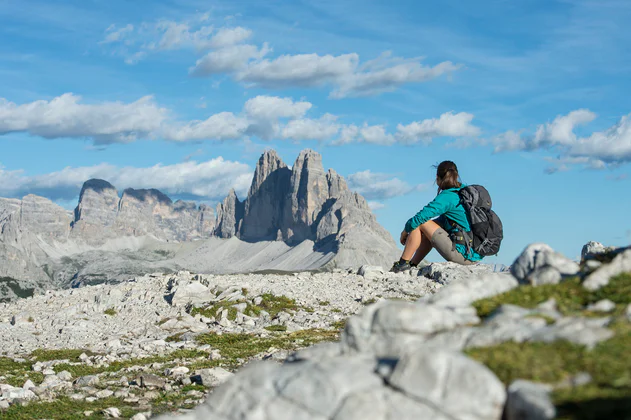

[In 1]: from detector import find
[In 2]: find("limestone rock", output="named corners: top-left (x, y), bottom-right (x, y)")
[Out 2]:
top-left (71, 179), bottom-right (119, 242)
top-left (170, 282), bottom-right (213, 307)
top-left (386, 347), bottom-right (506, 420)
top-left (282, 149), bottom-right (329, 243)
top-left (419, 262), bottom-right (496, 285)
top-left (511, 243), bottom-right (580, 285)
top-left (240, 150), bottom-right (291, 240)
top-left (583, 249), bottom-right (631, 290)
top-left (191, 367), bottom-right (234, 387)
top-left (357, 265), bottom-right (385, 280)
top-left (586, 299), bottom-right (616, 313)
top-left (505, 380), bottom-right (555, 420)
top-left (213, 189), bottom-right (244, 239)
top-left (581, 241), bottom-right (607, 260)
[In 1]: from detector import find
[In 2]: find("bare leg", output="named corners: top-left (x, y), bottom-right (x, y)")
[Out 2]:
top-left (411, 230), bottom-right (432, 265)
top-left (401, 220), bottom-right (442, 263)
top-left (401, 227), bottom-right (422, 261)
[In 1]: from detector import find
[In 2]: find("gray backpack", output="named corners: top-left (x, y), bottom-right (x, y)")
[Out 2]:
top-left (456, 185), bottom-right (503, 256)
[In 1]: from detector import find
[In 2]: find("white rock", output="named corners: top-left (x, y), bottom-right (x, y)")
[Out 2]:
top-left (626, 304), bottom-right (631, 322)
top-left (581, 241), bottom-right (607, 260)
top-left (511, 243), bottom-right (579, 286)
top-left (171, 282), bottom-right (214, 307)
top-left (505, 380), bottom-right (555, 420)
top-left (103, 407), bottom-right (121, 418)
top-left (166, 367), bottom-right (190, 377)
top-left (586, 299), bottom-right (616, 313)
top-left (424, 273), bottom-right (518, 308)
top-left (386, 347), bottom-right (506, 420)
top-left (357, 265), bottom-right (385, 280)
top-left (192, 367), bottom-right (234, 387)
top-left (10, 312), bottom-right (33, 325)
top-left (583, 249), bottom-right (631, 290)
top-left (96, 389), bottom-right (114, 399)
top-left (2, 387), bottom-right (37, 401)
top-left (22, 380), bottom-right (35, 390)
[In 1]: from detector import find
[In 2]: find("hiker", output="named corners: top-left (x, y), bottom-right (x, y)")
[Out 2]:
top-left (391, 160), bottom-right (491, 273)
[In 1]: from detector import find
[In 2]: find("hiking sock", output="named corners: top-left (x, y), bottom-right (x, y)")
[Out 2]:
top-left (398, 258), bottom-right (410, 265)
top-left (410, 262), bottom-right (418, 267)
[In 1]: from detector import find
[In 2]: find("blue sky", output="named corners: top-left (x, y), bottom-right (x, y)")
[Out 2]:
top-left (1, 0), bottom-right (630, 264)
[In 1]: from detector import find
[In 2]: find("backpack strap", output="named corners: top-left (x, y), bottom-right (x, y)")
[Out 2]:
top-left (446, 219), bottom-right (474, 256)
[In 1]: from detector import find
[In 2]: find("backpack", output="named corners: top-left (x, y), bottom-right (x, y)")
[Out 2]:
top-left (456, 185), bottom-right (503, 256)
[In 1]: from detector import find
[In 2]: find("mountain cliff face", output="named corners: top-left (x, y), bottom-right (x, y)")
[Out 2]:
top-left (0, 149), bottom-right (400, 300)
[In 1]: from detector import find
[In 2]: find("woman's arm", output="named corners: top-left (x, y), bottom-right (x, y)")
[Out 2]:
top-left (404, 192), bottom-right (455, 233)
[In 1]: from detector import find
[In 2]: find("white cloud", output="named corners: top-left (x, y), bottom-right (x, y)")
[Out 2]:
top-left (367, 201), bottom-right (386, 210)
top-left (162, 112), bottom-right (249, 142)
top-left (234, 51), bottom-right (459, 98)
top-left (0, 93), bottom-right (167, 144)
top-left (154, 21), bottom-right (214, 51)
top-left (101, 24), bottom-right (134, 44)
top-left (191, 43), bottom-right (271, 75)
top-left (395, 112), bottom-right (481, 144)
top-left (568, 114), bottom-right (631, 163)
top-left (101, 14), bottom-right (460, 97)
top-left (282, 114), bottom-right (340, 141)
top-left (237, 53), bottom-right (358, 87)
top-left (347, 170), bottom-right (427, 200)
top-left (491, 110), bottom-right (631, 171)
top-left (0, 158), bottom-right (253, 202)
top-left (209, 26), bottom-right (252, 48)
top-left (533, 109), bottom-right (596, 148)
top-left (0, 93), bottom-right (481, 147)
top-left (243, 95), bottom-right (311, 120)
top-left (359, 124), bottom-right (395, 145)
top-left (332, 54), bottom-right (461, 98)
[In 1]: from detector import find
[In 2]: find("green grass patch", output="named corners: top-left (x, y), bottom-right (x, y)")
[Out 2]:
top-left (191, 293), bottom-right (309, 321)
top-left (363, 298), bottom-right (378, 305)
top-left (103, 308), bottom-right (117, 316)
top-left (331, 308), bottom-right (342, 313)
top-left (165, 332), bottom-right (185, 342)
top-left (52, 349), bottom-right (209, 378)
top-left (318, 300), bottom-right (330, 306)
top-left (30, 349), bottom-right (96, 363)
top-left (264, 325), bottom-right (287, 332)
top-left (467, 321), bottom-right (631, 419)
top-left (473, 273), bottom-right (631, 319)
top-left (194, 329), bottom-right (339, 369)
top-left (331, 320), bottom-right (347, 330)
top-left (0, 357), bottom-right (44, 387)
top-left (0, 396), bottom-right (139, 419)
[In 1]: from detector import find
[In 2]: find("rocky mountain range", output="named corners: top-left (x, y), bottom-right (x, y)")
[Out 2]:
top-left (0, 149), bottom-right (399, 301)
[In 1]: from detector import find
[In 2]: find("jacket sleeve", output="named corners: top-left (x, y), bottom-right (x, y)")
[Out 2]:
top-left (404, 192), bottom-right (455, 233)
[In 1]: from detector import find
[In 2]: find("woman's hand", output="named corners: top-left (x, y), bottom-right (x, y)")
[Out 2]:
top-left (400, 230), bottom-right (409, 245)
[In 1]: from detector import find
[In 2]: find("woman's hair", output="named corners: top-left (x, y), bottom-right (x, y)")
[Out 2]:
top-left (434, 160), bottom-right (461, 193)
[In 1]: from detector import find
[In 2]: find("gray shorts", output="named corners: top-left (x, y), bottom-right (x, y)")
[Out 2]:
top-left (430, 227), bottom-right (474, 265)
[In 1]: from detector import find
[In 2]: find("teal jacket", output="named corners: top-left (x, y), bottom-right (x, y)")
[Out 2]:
top-left (404, 186), bottom-right (483, 262)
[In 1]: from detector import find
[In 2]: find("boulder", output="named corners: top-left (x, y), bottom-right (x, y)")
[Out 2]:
top-left (419, 262), bottom-right (495, 285)
top-left (583, 249), bottom-right (631, 290)
top-left (511, 244), bottom-right (579, 286)
top-left (504, 380), bottom-right (555, 420)
top-left (170, 282), bottom-right (214, 307)
top-left (191, 368), bottom-right (234, 388)
top-left (357, 265), bottom-right (385, 280)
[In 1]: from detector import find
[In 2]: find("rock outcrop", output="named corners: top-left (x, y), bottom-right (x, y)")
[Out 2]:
top-left (214, 190), bottom-right (244, 239)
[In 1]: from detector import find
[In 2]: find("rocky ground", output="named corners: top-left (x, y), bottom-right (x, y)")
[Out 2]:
top-left (0, 263), bottom-right (454, 419)
top-left (1, 242), bottom-right (630, 419)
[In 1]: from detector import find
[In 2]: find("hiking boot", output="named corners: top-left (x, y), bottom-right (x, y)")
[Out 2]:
top-left (390, 260), bottom-right (412, 273)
